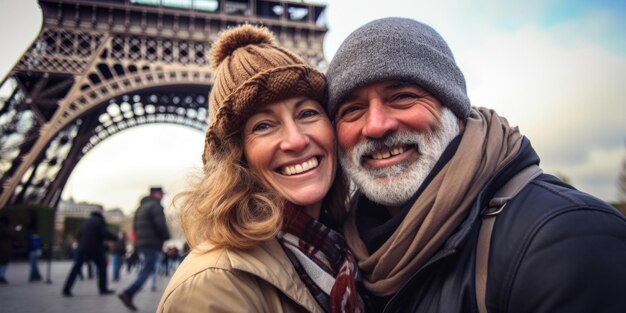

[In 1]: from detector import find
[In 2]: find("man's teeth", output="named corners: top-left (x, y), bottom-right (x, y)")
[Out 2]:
top-left (371, 146), bottom-right (405, 160)
top-left (281, 158), bottom-right (319, 175)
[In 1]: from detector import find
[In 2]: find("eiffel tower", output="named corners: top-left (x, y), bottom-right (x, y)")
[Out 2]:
top-left (0, 0), bottom-right (328, 209)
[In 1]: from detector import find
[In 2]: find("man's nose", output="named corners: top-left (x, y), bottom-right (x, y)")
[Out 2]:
top-left (362, 100), bottom-right (398, 138)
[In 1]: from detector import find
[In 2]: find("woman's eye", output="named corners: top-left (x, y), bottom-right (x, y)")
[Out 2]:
top-left (300, 109), bottom-right (320, 118)
top-left (252, 122), bottom-right (271, 132)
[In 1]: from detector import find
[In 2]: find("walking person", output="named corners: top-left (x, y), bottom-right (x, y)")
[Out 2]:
top-left (149, 251), bottom-right (165, 292)
top-left (110, 231), bottom-right (127, 282)
top-left (124, 248), bottom-right (138, 274)
top-left (0, 214), bottom-right (14, 284)
top-left (325, 17), bottom-right (626, 312)
top-left (165, 245), bottom-right (180, 272)
top-left (62, 207), bottom-right (117, 296)
top-left (157, 24), bottom-right (362, 313)
top-left (118, 186), bottom-right (170, 311)
top-left (27, 232), bottom-right (43, 282)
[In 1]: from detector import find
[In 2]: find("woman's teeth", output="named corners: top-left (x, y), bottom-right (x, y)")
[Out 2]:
top-left (371, 146), bottom-right (405, 160)
top-left (281, 158), bottom-right (319, 175)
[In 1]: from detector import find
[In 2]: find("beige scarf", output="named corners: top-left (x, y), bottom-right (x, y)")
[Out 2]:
top-left (343, 107), bottom-right (523, 296)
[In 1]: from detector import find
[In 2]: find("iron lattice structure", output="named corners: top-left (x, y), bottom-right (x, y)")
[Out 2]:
top-left (0, 0), bottom-right (328, 208)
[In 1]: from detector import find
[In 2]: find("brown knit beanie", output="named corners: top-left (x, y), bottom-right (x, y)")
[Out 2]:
top-left (202, 24), bottom-right (327, 165)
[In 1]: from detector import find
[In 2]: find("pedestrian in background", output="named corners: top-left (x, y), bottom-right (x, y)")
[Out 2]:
top-left (62, 207), bottom-right (117, 296)
top-left (149, 250), bottom-right (165, 292)
top-left (110, 231), bottom-right (127, 282)
top-left (0, 214), bottom-right (14, 284)
top-left (27, 232), bottom-right (43, 282)
top-left (124, 248), bottom-right (138, 274)
top-left (165, 245), bottom-right (180, 273)
top-left (118, 186), bottom-right (170, 311)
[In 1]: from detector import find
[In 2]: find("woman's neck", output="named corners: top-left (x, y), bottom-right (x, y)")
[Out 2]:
top-left (297, 202), bottom-right (322, 220)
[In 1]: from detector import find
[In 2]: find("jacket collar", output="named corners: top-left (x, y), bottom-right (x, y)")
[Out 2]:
top-left (191, 239), bottom-right (324, 313)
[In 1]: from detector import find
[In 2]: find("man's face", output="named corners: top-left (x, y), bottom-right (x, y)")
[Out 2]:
top-left (153, 192), bottom-right (164, 200)
top-left (335, 80), bottom-right (460, 208)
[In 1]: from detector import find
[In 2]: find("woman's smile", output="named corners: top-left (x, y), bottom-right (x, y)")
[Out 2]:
top-left (244, 97), bottom-right (336, 214)
top-left (279, 156), bottom-right (320, 176)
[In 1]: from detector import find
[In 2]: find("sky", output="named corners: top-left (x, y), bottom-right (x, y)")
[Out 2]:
top-left (0, 0), bottom-right (625, 216)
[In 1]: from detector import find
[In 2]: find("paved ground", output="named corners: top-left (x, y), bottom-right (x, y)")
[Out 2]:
top-left (0, 260), bottom-right (171, 313)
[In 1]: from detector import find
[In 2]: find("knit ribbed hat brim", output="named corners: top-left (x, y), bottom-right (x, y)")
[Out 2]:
top-left (326, 17), bottom-right (470, 120)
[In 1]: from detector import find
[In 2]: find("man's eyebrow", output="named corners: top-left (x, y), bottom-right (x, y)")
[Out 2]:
top-left (384, 81), bottom-right (417, 91)
top-left (338, 81), bottom-right (419, 106)
top-left (338, 93), bottom-right (359, 106)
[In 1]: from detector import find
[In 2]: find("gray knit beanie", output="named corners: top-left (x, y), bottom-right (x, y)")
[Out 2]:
top-left (326, 17), bottom-right (470, 120)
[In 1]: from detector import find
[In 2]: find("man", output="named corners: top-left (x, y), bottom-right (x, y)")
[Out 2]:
top-left (118, 186), bottom-right (170, 311)
top-left (62, 207), bottom-right (117, 296)
top-left (326, 17), bottom-right (626, 312)
top-left (0, 214), bottom-right (14, 284)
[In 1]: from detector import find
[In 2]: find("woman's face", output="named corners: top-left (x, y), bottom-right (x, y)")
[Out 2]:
top-left (243, 97), bottom-right (336, 217)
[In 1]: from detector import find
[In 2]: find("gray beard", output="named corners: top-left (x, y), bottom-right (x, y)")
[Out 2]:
top-left (339, 107), bottom-right (460, 207)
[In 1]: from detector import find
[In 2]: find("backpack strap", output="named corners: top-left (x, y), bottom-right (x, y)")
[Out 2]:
top-left (475, 165), bottom-right (542, 313)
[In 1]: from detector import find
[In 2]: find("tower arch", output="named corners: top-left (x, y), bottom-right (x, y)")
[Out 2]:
top-left (0, 0), bottom-right (328, 208)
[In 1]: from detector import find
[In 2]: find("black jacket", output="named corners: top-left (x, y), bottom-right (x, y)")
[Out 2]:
top-left (361, 139), bottom-right (626, 313)
top-left (77, 211), bottom-right (117, 255)
top-left (0, 220), bottom-right (14, 264)
top-left (133, 196), bottom-right (170, 250)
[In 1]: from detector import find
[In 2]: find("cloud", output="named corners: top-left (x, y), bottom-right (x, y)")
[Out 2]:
top-left (458, 24), bottom-right (625, 202)
top-left (323, 1), bottom-right (626, 202)
top-left (552, 146), bottom-right (625, 202)
top-left (323, 0), bottom-right (462, 59)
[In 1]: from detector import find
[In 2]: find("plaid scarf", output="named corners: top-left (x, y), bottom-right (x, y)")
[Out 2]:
top-left (277, 204), bottom-right (364, 313)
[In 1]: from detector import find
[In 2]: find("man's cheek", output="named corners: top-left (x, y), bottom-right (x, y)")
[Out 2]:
top-left (336, 126), bottom-right (354, 151)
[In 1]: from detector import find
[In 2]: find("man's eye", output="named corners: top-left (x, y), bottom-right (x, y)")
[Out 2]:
top-left (336, 105), bottom-right (361, 120)
top-left (391, 93), bottom-right (419, 105)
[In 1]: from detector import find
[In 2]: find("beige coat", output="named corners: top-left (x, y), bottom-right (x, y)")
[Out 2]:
top-left (157, 239), bottom-right (324, 313)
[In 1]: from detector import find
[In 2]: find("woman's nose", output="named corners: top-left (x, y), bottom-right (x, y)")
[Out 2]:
top-left (279, 123), bottom-right (310, 152)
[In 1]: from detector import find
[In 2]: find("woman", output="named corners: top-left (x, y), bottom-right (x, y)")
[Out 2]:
top-left (157, 25), bottom-right (362, 313)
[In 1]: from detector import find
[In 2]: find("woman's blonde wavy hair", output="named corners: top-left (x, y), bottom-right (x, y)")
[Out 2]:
top-left (174, 135), bottom-right (348, 252)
